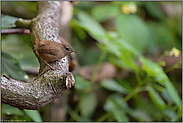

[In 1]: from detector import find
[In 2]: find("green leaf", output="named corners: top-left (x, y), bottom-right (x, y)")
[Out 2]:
top-left (106, 40), bottom-right (140, 72)
top-left (161, 89), bottom-right (173, 103)
top-left (112, 109), bottom-right (129, 122)
top-left (75, 11), bottom-right (109, 44)
top-left (163, 108), bottom-right (177, 122)
top-left (107, 31), bottom-right (119, 40)
top-left (106, 42), bottom-right (121, 57)
top-left (119, 50), bottom-right (139, 71)
top-left (74, 75), bottom-right (91, 90)
top-left (145, 2), bottom-right (164, 20)
top-left (104, 94), bottom-right (128, 112)
top-left (24, 110), bottom-right (42, 122)
top-left (1, 52), bottom-right (28, 81)
top-left (140, 57), bottom-right (168, 83)
top-left (1, 15), bottom-right (18, 29)
top-left (114, 39), bottom-right (142, 57)
top-left (132, 96), bottom-right (160, 121)
top-left (2, 35), bottom-right (39, 70)
top-left (177, 108), bottom-right (182, 121)
top-left (104, 94), bottom-right (129, 121)
top-left (80, 92), bottom-right (97, 118)
top-left (3, 105), bottom-right (24, 116)
top-left (116, 14), bottom-right (149, 52)
top-left (70, 19), bottom-right (87, 40)
top-left (81, 117), bottom-right (92, 122)
top-left (101, 79), bottom-right (128, 94)
top-left (147, 86), bottom-right (167, 110)
top-left (147, 21), bottom-right (176, 50)
top-left (152, 83), bottom-right (165, 92)
top-left (75, 11), bottom-right (142, 72)
top-left (128, 109), bottom-right (152, 122)
top-left (91, 3), bottom-right (119, 22)
top-left (164, 81), bottom-right (182, 110)
top-left (140, 57), bottom-right (182, 115)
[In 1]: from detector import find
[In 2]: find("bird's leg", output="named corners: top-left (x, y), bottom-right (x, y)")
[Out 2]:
top-left (43, 60), bottom-right (56, 70)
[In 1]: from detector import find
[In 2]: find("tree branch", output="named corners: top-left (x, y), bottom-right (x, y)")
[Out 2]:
top-left (1, 28), bottom-right (30, 35)
top-left (1, 1), bottom-right (75, 110)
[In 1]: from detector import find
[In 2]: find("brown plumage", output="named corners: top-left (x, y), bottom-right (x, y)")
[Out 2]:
top-left (34, 27), bottom-right (76, 70)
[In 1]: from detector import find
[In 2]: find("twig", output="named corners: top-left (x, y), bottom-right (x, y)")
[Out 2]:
top-left (1, 28), bottom-right (30, 35)
top-left (90, 51), bottom-right (107, 84)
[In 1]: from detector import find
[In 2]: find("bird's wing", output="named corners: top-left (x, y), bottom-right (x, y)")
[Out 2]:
top-left (38, 43), bottom-right (60, 56)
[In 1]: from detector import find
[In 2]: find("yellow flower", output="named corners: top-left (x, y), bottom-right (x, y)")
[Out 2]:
top-left (121, 4), bottom-right (130, 15)
top-left (121, 2), bottom-right (137, 15)
top-left (172, 47), bottom-right (181, 57)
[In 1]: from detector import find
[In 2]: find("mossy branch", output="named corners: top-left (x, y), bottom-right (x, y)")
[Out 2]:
top-left (15, 18), bottom-right (32, 29)
top-left (1, 1), bottom-right (75, 110)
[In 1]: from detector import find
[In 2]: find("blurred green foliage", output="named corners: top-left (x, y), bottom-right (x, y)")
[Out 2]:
top-left (1, 34), bottom-right (39, 70)
top-left (1, 1), bottom-right (182, 122)
top-left (69, 1), bottom-right (182, 122)
top-left (1, 15), bottom-right (18, 29)
top-left (1, 1), bottom-right (37, 19)
top-left (1, 104), bottom-right (42, 122)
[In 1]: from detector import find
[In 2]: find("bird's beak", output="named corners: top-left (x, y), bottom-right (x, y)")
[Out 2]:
top-left (72, 50), bottom-right (76, 53)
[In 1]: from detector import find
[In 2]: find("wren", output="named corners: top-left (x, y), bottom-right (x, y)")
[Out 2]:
top-left (33, 27), bottom-right (76, 70)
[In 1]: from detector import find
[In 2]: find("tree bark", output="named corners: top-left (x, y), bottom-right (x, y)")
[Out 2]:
top-left (1, 1), bottom-right (75, 110)
top-left (49, 1), bottom-right (74, 121)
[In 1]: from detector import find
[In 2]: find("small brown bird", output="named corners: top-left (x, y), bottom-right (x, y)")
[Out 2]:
top-left (34, 27), bottom-right (76, 70)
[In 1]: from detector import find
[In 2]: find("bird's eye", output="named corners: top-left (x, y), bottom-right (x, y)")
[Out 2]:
top-left (65, 47), bottom-right (69, 50)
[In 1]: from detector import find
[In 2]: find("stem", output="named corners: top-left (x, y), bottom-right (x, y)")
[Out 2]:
top-left (90, 51), bottom-right (107, 84)
top-left (15, 18), bottom-right (32, 29)
top-left (165, 60), bottom-right (182, 73)
top-left (70, 51), bottom-right (107, 121)
top-left (118, 82), bottom-right (142, 107)
top-left (67, 106), bottom-right (81, 122)
top-left (90, 84), bottom-right (101, 92)
top-left (157, 52), bottom-right (166, 62)
top-left (96, 81), bottom-right (144, 121)
top-left (135, 70), bottom-right (142, 84)
top-left (96, 111), bottom-right (112, 122)
top-left (68, 93), bottom-right (85, 121)
top-left (68, 103), bottom-right (80, 121)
